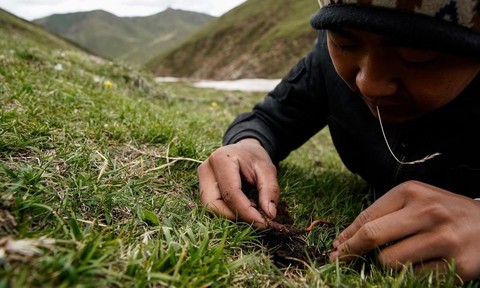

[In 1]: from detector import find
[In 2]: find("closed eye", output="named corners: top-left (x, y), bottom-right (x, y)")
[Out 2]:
top-left (331, 41), bottom-right (359, 51)
top-left (397, 47), bottom-right (441, 65)
top-left (327, 29), bottom-right (360, 52)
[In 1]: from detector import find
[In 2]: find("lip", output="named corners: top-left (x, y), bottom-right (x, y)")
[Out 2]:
top-left (367, 103), bottom-right (419, 124)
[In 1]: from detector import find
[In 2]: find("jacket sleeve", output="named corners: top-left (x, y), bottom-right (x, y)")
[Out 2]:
top-left (223, 31), bottom-right (330, 164)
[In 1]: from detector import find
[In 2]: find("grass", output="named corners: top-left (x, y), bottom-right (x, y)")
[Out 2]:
top-left (1, 12), bottom-right (478, 288)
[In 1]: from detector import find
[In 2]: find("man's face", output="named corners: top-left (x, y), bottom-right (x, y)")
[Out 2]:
top-left (327, 28), bottom-right (480, 124)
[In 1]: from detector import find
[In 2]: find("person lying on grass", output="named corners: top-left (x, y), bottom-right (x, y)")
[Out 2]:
top-left (197, 0), bottom-right (480, 282)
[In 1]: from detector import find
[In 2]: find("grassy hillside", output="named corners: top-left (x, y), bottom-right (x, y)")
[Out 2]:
top-left (0, 7), bottom-right (463, 288)
top-left (148, 0), bottom-right (320, 80)
top-left (33, 9), bottom-right (214, 65)
top-left (0, 9), bottom-right (90, 53)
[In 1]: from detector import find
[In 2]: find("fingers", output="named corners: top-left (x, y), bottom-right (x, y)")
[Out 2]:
top-left (255, 162), bottom-right (280, 219)
top-left (209, 152), bottom-right (266, 227)
top-left (414, 259), bottom-right (450, 275)
top-left (328, 180), bottom-right (480, 282)
top-left (198, 161), bottom-right (236, 220)
top-left (331, 207), bottom-right (423, 261)
top-left (331, 181), bottom-right (443, 261)
top-left (415, 259), bottom-right (464, 285)
top-left (413, 259), bottom-right (462, 284)
top-left (332, 183), bottom-right (411, 249)
top-left (377, 232), bottom-right (449, 269)
top-left (198, 140), bottom-right (281, 228)
top-left (413, 256), bottom-right (472, 284)
top-left (235, 138), bottom-right (280, 219)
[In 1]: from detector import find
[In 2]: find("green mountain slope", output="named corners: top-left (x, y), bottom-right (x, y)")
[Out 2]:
top-left (33, 9), bottom-right (215, 65)
top-left (0, 8), bottom-right (88, 53)
top-left (147, 0), bottom-right (320, 80)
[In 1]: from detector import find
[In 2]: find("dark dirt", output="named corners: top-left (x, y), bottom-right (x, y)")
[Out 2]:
top-left (255, 201), bottom-right (333, 268)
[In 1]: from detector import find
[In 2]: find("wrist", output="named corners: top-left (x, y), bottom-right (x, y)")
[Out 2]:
top-left (238, 138), bottom-right (262, 146)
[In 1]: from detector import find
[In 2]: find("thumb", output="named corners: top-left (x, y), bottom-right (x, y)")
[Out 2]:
top-left (256, 166), bottom-right (280, 219)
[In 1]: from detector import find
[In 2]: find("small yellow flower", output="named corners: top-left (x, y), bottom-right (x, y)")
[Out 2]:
top-left (210, 101), bottom-right (218, 108)
top-left (103, 80), bottom-right (113, 89)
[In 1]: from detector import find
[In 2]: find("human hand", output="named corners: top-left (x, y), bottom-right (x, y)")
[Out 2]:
top-left (197, 138), bottom-right (280, 228)
top-left (330, 180), bottom-right (480, 281)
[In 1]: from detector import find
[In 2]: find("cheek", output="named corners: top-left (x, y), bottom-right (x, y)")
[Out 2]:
top-left (404, 67), bottom-right (476, 110)
top-left (405, 75), bottom-right (449, 108)
top-left (327, 44), bottom-right (358, 90)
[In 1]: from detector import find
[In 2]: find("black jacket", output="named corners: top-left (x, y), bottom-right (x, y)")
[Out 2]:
top-left (224, 30), bottom-right (480, 197)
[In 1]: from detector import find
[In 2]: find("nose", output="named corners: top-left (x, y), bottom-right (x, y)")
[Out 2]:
top-left (355, 53), bottom-right (399, 101)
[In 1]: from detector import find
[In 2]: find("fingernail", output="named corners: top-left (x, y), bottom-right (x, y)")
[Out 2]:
top-left (268, 201), bottom-right (277, 218)
top-left (332, 239), bottom-right (339, 248)
top-left (254, 218), bottom-right (267, 229)
top-left (330, 250), bottom-right (339, 261)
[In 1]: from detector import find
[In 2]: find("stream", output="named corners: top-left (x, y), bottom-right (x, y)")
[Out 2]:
top-left (155, 77), bottom-right (281, 92)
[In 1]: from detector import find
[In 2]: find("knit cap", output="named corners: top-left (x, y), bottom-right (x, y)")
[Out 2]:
top-left (311, 0), bottom-right (480, 56)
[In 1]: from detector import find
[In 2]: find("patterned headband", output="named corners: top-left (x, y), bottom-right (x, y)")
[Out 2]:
top-left (317, 0), bottom-right (480, 32)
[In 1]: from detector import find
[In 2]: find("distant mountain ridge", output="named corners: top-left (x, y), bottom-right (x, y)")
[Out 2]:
top-left (33, 9), bottom-right (215, 65)
top-left (0, 8), bottom-right (89, 54)
top-left (147, 0), bottom-right (320, 80)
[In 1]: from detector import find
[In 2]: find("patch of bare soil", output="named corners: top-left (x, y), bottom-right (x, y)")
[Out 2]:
top-left (255, 201), bottom-right (333, 268)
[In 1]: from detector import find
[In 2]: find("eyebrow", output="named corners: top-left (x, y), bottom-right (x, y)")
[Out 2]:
top-left (327, 28), bottom-right (359, 40)
top-left (328, 27), bottom-right (432, 50)
top-left (383, 37), bottom-right (432, 50)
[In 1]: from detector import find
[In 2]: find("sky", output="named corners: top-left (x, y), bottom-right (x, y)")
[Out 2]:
top-left (0, 0), bottom-right (247, 21)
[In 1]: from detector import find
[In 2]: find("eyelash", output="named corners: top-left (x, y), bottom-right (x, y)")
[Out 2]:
top-left (400, 53), bottom-right (438, 66)
top-left (331, 41), bottom-right (358, 52)
top-left (330, 37), bottom-right (439, 67)
top-left (402, 58), bottom-right (437, 67)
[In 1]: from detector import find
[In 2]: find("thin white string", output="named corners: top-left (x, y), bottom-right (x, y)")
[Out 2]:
top-left (376, 106), bottom-right (441, 165)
